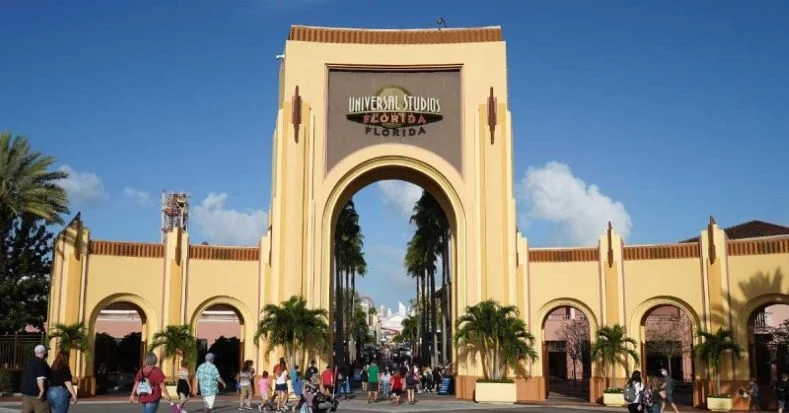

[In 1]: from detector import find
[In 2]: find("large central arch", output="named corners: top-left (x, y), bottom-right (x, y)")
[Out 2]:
top-left (317, 153), bottom-right (468, 364)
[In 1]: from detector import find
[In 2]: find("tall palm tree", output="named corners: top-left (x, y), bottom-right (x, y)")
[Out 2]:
top-left (47, 322), bottom-right (89, 353)
top-left (0, 132), bottom-right (70, 224)
top-left (694, 328), bottom-right (743, 396)
top-left (254, 295), bottom-right (329, 368)
top-left (409, 191), bottom-right (450, 365)
top-left (395, 315), bottom-right (419, 355)
top-left (405, 233), bottom-right (434, 363)
top-left (591, 324), bottom-right (639, 389)
top-left (453, 299), bottom-right (538, 380)
top-left (334, 200), bottom-right (366, 364)
top-left (149, 324), bottom-right (197, 378)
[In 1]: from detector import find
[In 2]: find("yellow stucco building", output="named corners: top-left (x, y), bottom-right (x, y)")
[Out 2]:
top-left (46, 25), bottom-right (789, 409)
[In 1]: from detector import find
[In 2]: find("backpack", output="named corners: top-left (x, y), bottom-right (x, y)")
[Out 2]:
top-left (624, 383), bottom-right (636, 403)
top-left (641, 388), bottom-right (655, 407)
top-left (136, 367), bottom-right (155, 395)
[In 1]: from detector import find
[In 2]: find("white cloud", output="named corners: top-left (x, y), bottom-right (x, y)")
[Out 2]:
top-left (377, 180), bottom-right (423, 219)
top-left (517, 161), bottom-right (632, 245)
top-left (58, 165), bottom-right (106, 204)
top-left (123, 187), bottom-right (153, 206)
top-left (356, 244), bottom-right (415, 309)
top-left (192, 192), bottom-right (268, 246)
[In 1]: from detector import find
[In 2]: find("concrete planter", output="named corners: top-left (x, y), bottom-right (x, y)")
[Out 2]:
top-left (475, 382), bottom-right (516, 404)
top-left (166, 385), bottom-right (178, 399)
top-left (707, 396), bottom-right (732, 412)
top-left (602, 392), bottom-right (626, 407)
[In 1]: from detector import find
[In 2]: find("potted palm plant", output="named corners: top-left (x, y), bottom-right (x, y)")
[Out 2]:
top-left (47, 322), bottom-right (90, 395)
top-left (149, 324), bottom-right (197, 397)
top-left (591, 324), bottom-right (639, 407)
top-left (694, 328), bottom-right (742, 412)
top-left (254, 295), bottom-right (329, 368)
top-left (454, 299), bottom-right (539, 404)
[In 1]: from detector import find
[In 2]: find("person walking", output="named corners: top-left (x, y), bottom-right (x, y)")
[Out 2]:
top-left (47, 351), bottom-right (78, 413)
top-left (367, 360), bottom-right (379, 403)
top-left (390, 370), bottom-right (403, 406)
top-left (129, 352), bottom-right (172, 413)
top-left (625, 371), bottom-right (644, 413)
top-left (305, 361), bottom-right (319, 385)
top-left (406, 366), bottom-right (419, 405)
top-left (237, 360), bottom-right (255, 410)
top-left (381, 369), bottom-right (392, 398)
top-left (273, 360), bottom-right (289, 410)
top-left (659, 369), bottom-right (679, 413)
top-left (360, 365), bottom-right (369, 393)
top-left (194, 353), bottom-right (226, 413)
top-left (21, 345), bottom-right (51, 413)
top-left (747, 378), bottom-right (760, 412)
top-left (176, 359), bottom-right (192, 413)
top-left (776, 374), bottom-right (789, 413)
top-left (320, 365), bottom-right (334, 396)
top-left (257, 371), bottom-right (271, 412)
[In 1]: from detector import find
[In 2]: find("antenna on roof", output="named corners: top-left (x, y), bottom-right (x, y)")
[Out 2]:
top-left (436, 17), bottom-right (447, 30)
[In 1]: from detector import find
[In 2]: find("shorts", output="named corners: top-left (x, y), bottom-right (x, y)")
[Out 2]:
top-left (177, 379), bottom-right (190, 396)
top-left (393, 389), bottom-right (403, 396)
top-left (779, 400), bottom-right (785, 409)
top-left (202, 394), bottom-right (216, 409)
top-left (275, 383), bottom-right (288, 392)
top-left (368, 382), bottom-right (379, 392)
top-left (324, 385), bottom-right (334, 394)
top-left (240, 385), bottom-right (251, 398)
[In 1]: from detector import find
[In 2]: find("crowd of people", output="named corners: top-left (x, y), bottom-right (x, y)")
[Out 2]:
top-left (622, 369), bottom-right (683, 413)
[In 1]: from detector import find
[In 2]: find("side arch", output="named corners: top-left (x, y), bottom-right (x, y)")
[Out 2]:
top-left (629, 296), bottom-right (703, 340)
top-left (188, 295), bottom-right (254, 339)
top-left (734, 293), bottom-right (789, 338)
top-left (536, 298), bottom-right (600, 334)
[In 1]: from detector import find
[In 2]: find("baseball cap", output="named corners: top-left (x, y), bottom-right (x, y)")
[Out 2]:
top-left (205, 353), bottom-right (215, 362)
top-left (34, 345), bottom-right (47, 355)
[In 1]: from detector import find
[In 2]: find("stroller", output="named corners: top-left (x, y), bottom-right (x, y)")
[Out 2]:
top-left (300, 383), bottom-right (339, 413)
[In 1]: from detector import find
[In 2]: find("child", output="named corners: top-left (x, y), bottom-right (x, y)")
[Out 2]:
top-left (749, 378), bottom-right (760, 412)
top-left (258, 371), bottom-right (272, 412)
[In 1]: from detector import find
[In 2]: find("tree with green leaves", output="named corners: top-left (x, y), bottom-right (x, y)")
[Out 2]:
top-left (47, 322), bottom-right (89, 353)
top-left (591, 324), bottom-right (639, 389)
top-left (150, 324), bottom-right (197, 379)
top-left (454, 299), bottom-right (538, 380)
top-left (394, 315), bottom-right (419, 355)
top-left (334, 200), bottom-right (367, 364)
top-left (0, 131), bottom-right (70, 224)
top-left (0, 213), bottom-right (55, 333)
top-left (254, 295), bottom-right (329, 368)
top-left (694, 328), bottom-right (742, 396)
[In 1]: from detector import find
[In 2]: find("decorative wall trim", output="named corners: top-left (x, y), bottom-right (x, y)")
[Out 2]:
top-left (529, 248), bottom-right (599, 262)
top-left (88, 240), bottom-right (165, 258)
top-left (188, 245), bottom-right (260, 261)
top-left (727, 237), bottom-right (789, 256)
top-left (623, 243), bottom-right (701, 260)
top-left (288, 25), bottom-right (503, 45)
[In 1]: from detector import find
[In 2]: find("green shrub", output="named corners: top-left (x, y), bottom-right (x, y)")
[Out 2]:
top-left (0, 369), bottom-right (23, 393)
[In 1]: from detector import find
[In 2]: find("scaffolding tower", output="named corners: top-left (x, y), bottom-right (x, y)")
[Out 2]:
top-left (161, 191), bottom-right (190, 242)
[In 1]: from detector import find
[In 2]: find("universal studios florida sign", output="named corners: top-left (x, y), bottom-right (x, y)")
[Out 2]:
top-left (346, 86), bottom-right (443, 137)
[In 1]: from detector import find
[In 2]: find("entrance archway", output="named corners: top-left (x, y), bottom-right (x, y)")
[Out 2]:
top-left (640, 305), bottom-right (695, 406)
top-left (537, 300), bottom-right (597, 402)
top-left (321, 160), bottom-right (463, 372)
top-left (745, 302), bottom-right (789, 409)
top-left (191, 298), bottom-right (249, 391)
top-left (87, 294), bottom-right (156, 395)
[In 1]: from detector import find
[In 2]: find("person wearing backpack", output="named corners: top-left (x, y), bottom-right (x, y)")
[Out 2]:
top-left (625, 370), bottom-right (644, 413)
top-left (129, 352), bottom-right (173, 413)
top-left (640, 376), bottom-right (660, 413)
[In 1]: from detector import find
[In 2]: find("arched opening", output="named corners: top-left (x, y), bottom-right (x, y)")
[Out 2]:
top-left (325, 164), bottom-right (460, 386)
top-left (92, 301), bottom-right (147, 395)
top-left (541, 306), bottom-right (592, 401)
top-left (195, 303), bottom-right (245, 392)
top-left (641, 305), bottom-right (695, 406)
top-left (748, 303), bottom-right (789, 409)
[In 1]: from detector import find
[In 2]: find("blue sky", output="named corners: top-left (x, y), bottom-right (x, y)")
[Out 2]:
top-left (1, 0), bottom-right (787, 310)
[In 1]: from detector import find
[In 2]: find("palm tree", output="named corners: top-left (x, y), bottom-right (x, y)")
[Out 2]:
top-left (47, 322), bottom-right (89, 353)
top-left (409, 191), bottom-right (450, 365)
top-left (0, 132), bottom-right (70, 224)
top-left (254, 295), bottom-right (329, 367)
top-left (394, 315), bottom-right (419, 355)
top-left (694, 328), bottom-right (743, 396)
top-left (453, 299), bottom-right (538, 380)
top-left (405, 234), bottom-right (433, 363)
top-left (334, 200), bottom-right (366, 364)
top-left (149, 324), bottom-right (197, 378)
top-left (591, 324), bottom-right (639, 389)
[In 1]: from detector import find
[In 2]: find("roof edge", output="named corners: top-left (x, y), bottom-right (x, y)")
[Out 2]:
top-left (288, 25), bottom-right (503, 45)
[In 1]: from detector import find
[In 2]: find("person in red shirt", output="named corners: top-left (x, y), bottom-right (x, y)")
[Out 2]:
top-left (390, 370), bottom-right (403, 406)
top-left (320, 365), bottom-right (334, 395)
top-left (129, 352), bottom-right (172, 413)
